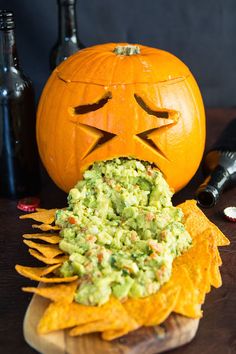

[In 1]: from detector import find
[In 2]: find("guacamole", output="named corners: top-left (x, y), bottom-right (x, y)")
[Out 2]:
top-left (56, 158), bottom-right (191, 306)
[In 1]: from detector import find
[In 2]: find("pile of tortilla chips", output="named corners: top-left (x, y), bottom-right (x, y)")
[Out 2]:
top-left (16, 200), bottom-right (229, 341)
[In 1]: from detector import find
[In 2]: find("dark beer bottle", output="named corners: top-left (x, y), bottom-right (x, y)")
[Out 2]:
top-left (196, 119), bottom-right (236, 207)
top-left (0, 10), bottom-right (40, 199)
top-left (50, 0), bottom-right (84, 70)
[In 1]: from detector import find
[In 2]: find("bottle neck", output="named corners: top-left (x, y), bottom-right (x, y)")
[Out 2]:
top-left (58, 0), bottom-right (78, 43)
top-left (196, 165), bottom-right (231, 207)
top-left (0, 28), bottom-right (19, 70)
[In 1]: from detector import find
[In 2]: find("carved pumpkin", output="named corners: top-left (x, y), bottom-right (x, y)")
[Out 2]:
top-left (37, 43), bottom-right (205, 193)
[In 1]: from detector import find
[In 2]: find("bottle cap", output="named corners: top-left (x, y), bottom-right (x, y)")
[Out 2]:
top-left (223, 206), bottom-right (236, 222)
top-left (17, 197), bottom-right (40, 212)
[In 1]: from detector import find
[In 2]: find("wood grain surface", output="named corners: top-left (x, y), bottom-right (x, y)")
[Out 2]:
top-left (23, 290), bottom-right (199, 354)
top-left (1, 109), bottom-right (236, 354)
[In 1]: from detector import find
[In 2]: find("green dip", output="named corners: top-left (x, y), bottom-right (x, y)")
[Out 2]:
top-left (56, 158), bottom-right (191, 306)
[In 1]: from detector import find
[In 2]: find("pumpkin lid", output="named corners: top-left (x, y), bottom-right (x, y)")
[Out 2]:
top-left (56, 43), bottom-right (191, 85)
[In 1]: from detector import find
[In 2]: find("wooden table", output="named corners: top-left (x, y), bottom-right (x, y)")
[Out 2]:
top-left (0, 108), bottom-right (235, 354)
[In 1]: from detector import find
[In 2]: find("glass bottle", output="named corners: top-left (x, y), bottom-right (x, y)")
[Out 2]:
top-left (196, 119), bottom-right (236, 207)
top-left (50, 0), bottom-right (84, 70)
top-left (0, 10), bottom-right (40, 199)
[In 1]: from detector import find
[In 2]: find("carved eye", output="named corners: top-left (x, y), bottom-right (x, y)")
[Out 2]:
top-left (74, 92), bottom-right (112, 114)
top-left (134, 94), bottom-right (170, 118)
top-left (71, 92), bottom-right (115, 159)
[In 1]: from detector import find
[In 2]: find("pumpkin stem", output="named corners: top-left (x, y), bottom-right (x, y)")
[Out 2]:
top-left (113, 44), bottom-right (141, 56)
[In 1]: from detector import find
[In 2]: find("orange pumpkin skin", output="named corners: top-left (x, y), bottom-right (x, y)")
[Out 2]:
top-left (37, 43), bottom-right (205, 193)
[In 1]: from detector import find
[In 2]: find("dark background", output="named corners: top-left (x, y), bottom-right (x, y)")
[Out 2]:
top-left (1, 2), bottom-right (236, 353)
top-left (1, 0), bottom-right (236, 106)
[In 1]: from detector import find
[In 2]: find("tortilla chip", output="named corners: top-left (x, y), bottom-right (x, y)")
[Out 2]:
top-left (70, 301), bottom-right (139, 338)
top-left (15, 264), bottom-right (77, 283)
top-left (37, 297), bottom-right (137, 335)
top-left (215, 247), bottom-right (223, 266)
top-left (28, 248), bottom-right (68, 265)
top-left (23, 240), bottom-right (63, 258)
top-left (175, 238), bottom-right (211, 304)
top-left (178, 200), bottom-right (230, 247)
top-left (41, 264), bottom-right (61, 276)
top-left (171, 264), bottom-right (202, 318)
top-left (145, 286), bottom-right (181, 327)
top-left (23, 233), bottom-right (61, 244)
top-left (209, 264), bottom-right (222, 288)
top-left (101, 321), bottom-right (139, 341)
top-left (32, 224), bottom-right (60, 231)
top-left (208, 243), bottom-right (222, 288)
top-left (15, 264), bottom-right (60, 278)
top-left (22, 280), bottom-right (78, 302)
top-left (123, 285), bottom-right (180, 327)
top-left (70, 318), bottom-right (126, 336)
top-left (101, 316), bottom-right (140, 341)
top-left (20, 209), bottom-right (57, 224)
top-left (178, 202), bottom-right (226, 292)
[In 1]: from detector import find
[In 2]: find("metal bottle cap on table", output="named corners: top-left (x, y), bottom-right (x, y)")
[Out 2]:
top-left (223, 206), bottom-right (236, 222)
top-left (17, 197), bottom-right (40, 212)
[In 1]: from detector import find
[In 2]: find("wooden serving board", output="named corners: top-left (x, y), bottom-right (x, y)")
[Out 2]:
top-left (23, 293), bottom-right (200, 354)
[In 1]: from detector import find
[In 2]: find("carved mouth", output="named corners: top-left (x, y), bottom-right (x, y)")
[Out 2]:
top-left (70, 120), bottom-right (170, 162)
top-left (136, 130), bottom-right (170, 161)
